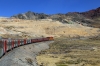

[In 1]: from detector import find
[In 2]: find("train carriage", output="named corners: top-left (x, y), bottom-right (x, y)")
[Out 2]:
top-left (0, 40), bottom-right (3, 57)
top-left (7, 39), bottom-right (12, 50)
top-left (20, 39), bottom-right (24, 45)
top-left (43, 38), bottom-right (49, 41)
top-left (27, 39), bottom-right (31, 44)
top-left (0, 37), bottom-right (54, 58)
top-left (13, 40), bottom-right (16, 48)
top-left (37, 38), bottom-right (43, 42)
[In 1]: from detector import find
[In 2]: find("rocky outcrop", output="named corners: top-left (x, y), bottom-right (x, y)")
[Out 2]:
top-left (12, 11), bottom-right (48, 20)
top-left (12, 7), bottom-right (100, 20)
top-left (11, 7), bottom-right (100, 28)
top-left (80, 7), bottom-right (100, 19)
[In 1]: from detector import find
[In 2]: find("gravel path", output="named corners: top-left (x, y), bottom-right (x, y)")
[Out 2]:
top-left (0, 41), bottom-right (54, 66)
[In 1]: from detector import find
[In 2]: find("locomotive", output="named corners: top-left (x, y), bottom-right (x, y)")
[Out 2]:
top-left (0, 37), bottom-right (53, 58)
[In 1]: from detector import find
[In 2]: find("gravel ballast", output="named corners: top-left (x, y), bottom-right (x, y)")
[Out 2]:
top-left (0, 41), bottom-right (54, 66)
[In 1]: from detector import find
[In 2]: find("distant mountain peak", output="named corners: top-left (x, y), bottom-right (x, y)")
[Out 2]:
top-left (11, 7), bottom-right (100, 28)
top-left (80, 7), bottom-right (100, 19)
top-left (12, 11), bottom-right (48, 19)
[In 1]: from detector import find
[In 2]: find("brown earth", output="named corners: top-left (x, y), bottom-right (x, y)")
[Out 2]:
top-left (0, 18), bottom-right (100, 66)
top-left (0, 18), bottom-right (100, 39)
top-left (36, 38), bottom-right (100, 66)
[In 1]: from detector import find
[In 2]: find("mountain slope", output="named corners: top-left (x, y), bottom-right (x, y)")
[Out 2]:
top-left (11, 7), bottom-right (100, 28)
top-left (0, 18), bottom-right (100, 39)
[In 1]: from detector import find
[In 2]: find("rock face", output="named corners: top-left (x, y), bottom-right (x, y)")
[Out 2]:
top-left (80, 7), bottom-right (100, 19)
top-left (12, 11), bottom-right (48, 20)
top-left (12, 7), bottom-right (100, 20)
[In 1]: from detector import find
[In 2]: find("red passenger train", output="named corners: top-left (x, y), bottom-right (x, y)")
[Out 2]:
top-left (0, 37), bottom-right (54, 58)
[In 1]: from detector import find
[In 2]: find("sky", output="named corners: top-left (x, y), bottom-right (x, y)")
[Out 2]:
top-left (0, 0), bottom-right (100, 17)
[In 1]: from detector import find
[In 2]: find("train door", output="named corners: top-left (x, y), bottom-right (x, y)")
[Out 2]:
top-left (0, 40), bottom-right (3, 57)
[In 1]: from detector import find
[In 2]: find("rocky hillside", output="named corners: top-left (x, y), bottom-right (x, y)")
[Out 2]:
top-left (12, 7), bottom-right (100, 28)
top-left (0, 18), bottom-right (100, 39)
top-left (80, 7), bottom-right (100, 19)
top-left (67, 7), bottom-right (100, 19)
top-left (12, 11), bottom-right (48, 19)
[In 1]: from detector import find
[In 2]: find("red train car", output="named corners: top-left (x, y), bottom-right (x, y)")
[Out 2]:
top-left (0, 37), bottom-right (54, 58)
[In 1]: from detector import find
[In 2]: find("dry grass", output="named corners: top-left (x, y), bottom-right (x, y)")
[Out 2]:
top-left (0, 18), bottom-right (100, 39)
top-left (37, 37), bottom-right (100, 66)
top-left (25, 58), bottom-right (33, 65)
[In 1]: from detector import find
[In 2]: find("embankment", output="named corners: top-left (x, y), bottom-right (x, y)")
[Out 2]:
top-left (0, 41), bottom-right (54, 66)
